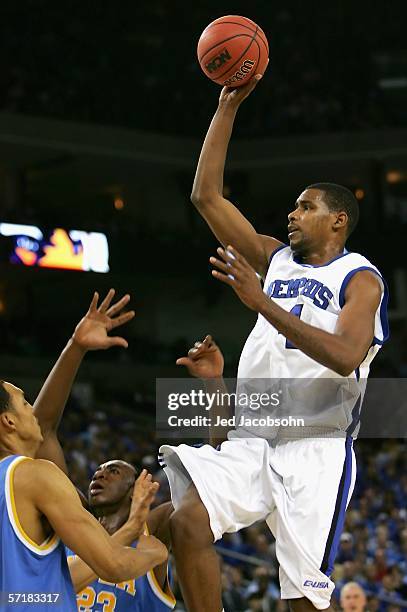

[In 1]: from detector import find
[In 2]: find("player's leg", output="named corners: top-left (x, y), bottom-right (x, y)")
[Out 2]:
top-left (267, 437), bottom-right (356, 611)
top-left (160, 439), bottom-right (274, 612)
top-left (170, 483), bottom-right (223, 612)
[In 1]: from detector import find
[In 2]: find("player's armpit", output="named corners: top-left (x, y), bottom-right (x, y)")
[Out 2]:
top-left (22, 460), bottom-right (167, 586)
top-left (334, 270), bottom-right (383, 371)
top-left (192, 194), bottom-right (283, 276)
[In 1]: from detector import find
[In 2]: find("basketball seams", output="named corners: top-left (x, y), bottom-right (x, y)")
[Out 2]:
top-left (201, 20), bottom-right (268, 54)
top-left (198, 33), bottom-right (253, 63)
top-left (215, 25), bottom-right (259, 82)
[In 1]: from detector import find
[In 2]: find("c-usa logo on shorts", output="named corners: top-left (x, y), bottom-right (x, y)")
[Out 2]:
top-left (303, 579), bottom-right (329, 589)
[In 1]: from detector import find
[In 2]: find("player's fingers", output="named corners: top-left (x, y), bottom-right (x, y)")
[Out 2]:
top-left (212, 270), bottom-right (235, 286)
top-left (134, 469), bottom-right (148, 486)
top-left (176, 357), bottom-right (191, 366)
top-left (98, 288), bottom-right (115, 313)
top-left (110, 311), bottom-right (135, 329)
top-left (224, 245), bottom-right (243, 263)
top-left (210, 255), bottom-right (235, 275)
top-left (107, 336), bottom-right (128, 349)
top-left (88, 291), bottom-right (99, 313)
top-left (105, 294), bottom-right (131, 317)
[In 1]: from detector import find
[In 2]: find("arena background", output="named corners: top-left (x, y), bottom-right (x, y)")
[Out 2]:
top-left (0, 1), bottom-right (406, 610)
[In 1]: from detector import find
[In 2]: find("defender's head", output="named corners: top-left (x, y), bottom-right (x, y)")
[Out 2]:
top-left (0, 381), bottom-right (43, 449)
top-left (287, 183), bottom-right (359, 256)
top-left (340, 582), bottom-right (367, 612)
top-left (88, 460), bottom-right (138, 509)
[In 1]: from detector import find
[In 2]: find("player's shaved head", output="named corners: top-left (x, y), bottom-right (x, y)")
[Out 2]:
top-left (88, 459), bottom-right (139, 511)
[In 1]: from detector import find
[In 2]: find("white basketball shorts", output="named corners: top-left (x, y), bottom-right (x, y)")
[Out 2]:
top-left (159, 436), bottom-right (356, 610)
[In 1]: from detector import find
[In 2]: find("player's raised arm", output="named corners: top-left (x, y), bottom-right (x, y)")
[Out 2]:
top-left (19, 460), bottom-right (167, 586)
top-left (34, 289), bottom-right (135, 472)
top-left (191, 71), bottom-right (284, 278)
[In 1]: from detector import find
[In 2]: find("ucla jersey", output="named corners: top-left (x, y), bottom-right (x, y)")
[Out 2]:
top-left (67, 533), bottom-right (175, 611)
top-left (234, 247), bottom-right (389, 439)
top-left (0, 455), bottom-right (76, 611)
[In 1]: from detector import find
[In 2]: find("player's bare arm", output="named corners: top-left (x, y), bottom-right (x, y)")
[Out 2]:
top-left (34, 289), bottom-right (135, 472)
top-left (191, 68), bottom-right (283, 278)
top-left (211, 246), bottom-right (382, 376)
top-left (68, 470), bottom-right (167, 593)
top-left (177, 335), bottom-right (231, 447)
top-left (15, 459), bottom-right (167, 588)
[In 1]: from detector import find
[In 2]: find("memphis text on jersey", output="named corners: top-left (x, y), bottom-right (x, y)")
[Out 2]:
top-left (266, 277), bottom-right (333, 310)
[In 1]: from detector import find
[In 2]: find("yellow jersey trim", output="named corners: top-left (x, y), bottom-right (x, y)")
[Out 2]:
top-left (144, 522), bottom-right (176, 607)
top-left (7, 456), bottom-right (59, 554)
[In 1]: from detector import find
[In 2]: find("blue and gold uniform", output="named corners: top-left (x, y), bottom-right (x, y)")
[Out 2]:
top-left (0, 455), bottom-right (77, 611)
top-left (67, 527), bottom-right (175, 611)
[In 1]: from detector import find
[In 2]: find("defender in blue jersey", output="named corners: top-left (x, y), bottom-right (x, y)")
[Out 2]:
top-left (67, 460), bottom-right (175, 611)
top-left (13, 289), bottom-right (176, 610)
top-left (0, 290), bottom-right (167, 610)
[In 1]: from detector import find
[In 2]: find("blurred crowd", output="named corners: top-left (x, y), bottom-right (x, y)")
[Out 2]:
top-left (1, 1), bottom-right (405, 138)
top-left (59, 391), bottom-right (407, 611)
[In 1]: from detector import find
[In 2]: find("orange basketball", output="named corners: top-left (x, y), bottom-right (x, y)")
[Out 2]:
top-left (197, 15), bottom-right (269, 87)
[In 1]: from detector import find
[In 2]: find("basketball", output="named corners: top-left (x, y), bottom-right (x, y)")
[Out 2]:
top-left (197, 15), bottom-right (269, 87)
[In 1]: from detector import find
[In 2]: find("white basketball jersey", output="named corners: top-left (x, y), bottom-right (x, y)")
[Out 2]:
top-left (235, 246), bottom-right (389, 439)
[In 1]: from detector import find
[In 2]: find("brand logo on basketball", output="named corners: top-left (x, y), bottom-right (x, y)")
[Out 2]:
top-left (205, 48), bottom-right (231, 74)
top-left (223, 59), bottom-right (255, 86)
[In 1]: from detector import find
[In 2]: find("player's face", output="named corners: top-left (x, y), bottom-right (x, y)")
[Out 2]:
top-left (287, 189), bottom-right (336, 254)
top-left (1, 382), bottom-right (43, 444)
top-left (88, 460), bottom-right (135, 508)
top-left (341, 586), bottom-right (366, 612)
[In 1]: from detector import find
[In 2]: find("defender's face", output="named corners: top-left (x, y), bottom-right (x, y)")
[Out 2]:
top-left (341, 586), bottom-right (366, 612)
top-left (88, 460), bottom-right (135, 508)
top-left (2, 382), bottom-right (43, 444)
top-left (287, 189), bottom-right (335, 253)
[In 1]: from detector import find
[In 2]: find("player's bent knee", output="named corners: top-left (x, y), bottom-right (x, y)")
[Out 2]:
top-left (169, 501), bottom-right (213, 547)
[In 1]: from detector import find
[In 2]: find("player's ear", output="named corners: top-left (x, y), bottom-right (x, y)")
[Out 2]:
top-left (0, 411), bottom-right (17, 432)
top-left (332, 211), bottom-right (348, 232)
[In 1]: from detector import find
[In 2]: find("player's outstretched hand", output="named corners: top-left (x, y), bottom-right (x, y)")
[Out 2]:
top-left (128, 469), bottom-right (160, 539)
top-left (72, 289), bottom-right (135, 352)
top-left (210, 246), bottom-right (266, 311)
top-left (219, 59), bottom-right (268, 109)
top-left (176, 335), bottom-right (224, 379)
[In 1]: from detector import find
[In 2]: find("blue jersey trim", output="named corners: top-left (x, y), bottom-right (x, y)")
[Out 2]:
top-left (338, 266), bottom-right (389, 344)
top-left (320, 436), bottom-right (353, 576)
top-left (268, 244), bottom-right (288, 265)
top-left (293, 250), bottom-right (350, 268)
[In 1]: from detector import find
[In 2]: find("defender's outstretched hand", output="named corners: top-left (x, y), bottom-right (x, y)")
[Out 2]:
top-left (128, 470), bottom-right (160, 539)
top-left (72, 289), bottom-right (135, 351)
top-left (176, 335), bottom-right (224, 379)
top-left (210, 246), bottom-right (266, 312)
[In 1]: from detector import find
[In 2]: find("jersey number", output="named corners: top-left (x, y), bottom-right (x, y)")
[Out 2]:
top-left (285, 304), bottom-right (303, 349)
top-left (77, 586), bottom-right (116, 612)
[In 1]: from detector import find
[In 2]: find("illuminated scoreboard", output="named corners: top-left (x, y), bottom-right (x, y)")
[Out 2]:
top-left (0, 222), bottom-right (109, 273)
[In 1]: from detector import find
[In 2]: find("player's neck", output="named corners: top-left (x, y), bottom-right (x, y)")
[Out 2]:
top-left (0, 438), bottom-right (38, 460)
top-left (97, 504), bottom-right (130, 535)
top-left (295, 241), bottom-right (346, 266)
